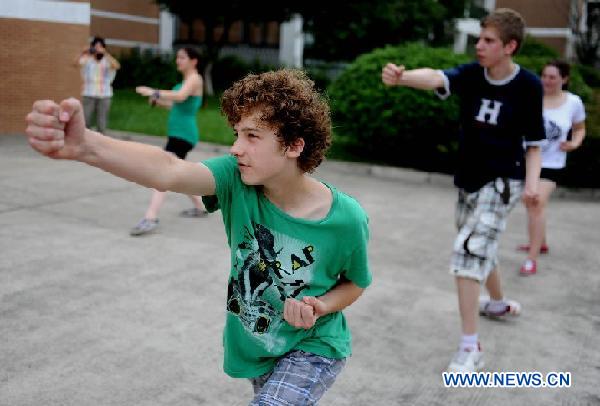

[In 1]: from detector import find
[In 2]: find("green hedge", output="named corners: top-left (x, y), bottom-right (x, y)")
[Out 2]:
top-left (328, 43), bottom-right (469, 173)
top-left (577, 64), bottom-right (600, 88)
top-left (514, 56), bottom-right (593, 102)
top-left (112, 49), bottom-right (178, 90)
top-left (113, 50), bottom-right (277, 93)
top-left (212, 56), bottom-right (276, 93)
top-left (562, 137), bottom-right (600, 187)
top-left (212, 56), bottom-right (333, 93)
top-left (519, 35), bottom-right (560, 59)
top-left (328, 43), bottom-right (598, 186)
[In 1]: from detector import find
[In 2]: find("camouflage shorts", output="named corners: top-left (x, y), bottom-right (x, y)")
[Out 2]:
top-left (450, 178), bottom-right (523, 282)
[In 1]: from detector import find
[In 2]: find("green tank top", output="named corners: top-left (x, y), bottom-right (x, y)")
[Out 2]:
top-left (167, 83), bottom-right (202, 146)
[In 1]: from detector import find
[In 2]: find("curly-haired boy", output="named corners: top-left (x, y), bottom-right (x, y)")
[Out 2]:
top-left (25, 69), bottom-right (371, 404)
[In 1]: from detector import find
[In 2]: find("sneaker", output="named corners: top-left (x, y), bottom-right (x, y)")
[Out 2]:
top-left (519, 259), bottom-right (537, 276)
top-left (179, 208), bottom-right (208, 218)
top-left (479, 295), bottom-right (522, 318)
top-left (517, 244), bottom-right (549, 254)
top-left (129, 218), bottom-right (159, 236)
top-left (447, 344), bottom-right (484, 372)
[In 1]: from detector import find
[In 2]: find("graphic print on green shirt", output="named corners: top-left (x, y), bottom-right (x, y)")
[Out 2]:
top-left (201, 155), bottom-right (371, 378)
top-left (227, 221), bottom-right (316, 343)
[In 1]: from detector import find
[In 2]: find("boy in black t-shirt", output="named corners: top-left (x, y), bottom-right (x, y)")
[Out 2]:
top-left (382, 8), bottom-right (545, 372)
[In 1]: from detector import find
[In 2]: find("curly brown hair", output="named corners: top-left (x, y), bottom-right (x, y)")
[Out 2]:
top-left (221, 69), bottom-right (332, 173)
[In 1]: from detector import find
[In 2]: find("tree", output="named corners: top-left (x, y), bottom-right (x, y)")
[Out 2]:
top-left (553, 0), bottom-right (600, 65)
top-left (154, 1), bottom-right (300, 93)
top-left (574, 0), bottom-right (600, 65)
top-left (302, 0), bottom-right (467, 61)
top-left (154, 0), bottom-right (468, 90)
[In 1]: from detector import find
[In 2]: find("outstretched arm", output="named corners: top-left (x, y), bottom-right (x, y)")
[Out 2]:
top-left (25, 98), bottom-right (215, 196)
top-left (284, 281), bottom-right (365, 329)
top-left (382, 63), bottom-right (445, 90)
top-left (136, 74), bottom-right (203, 102)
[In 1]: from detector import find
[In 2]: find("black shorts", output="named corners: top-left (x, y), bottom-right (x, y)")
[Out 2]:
top-left (164, 137), bottom-right (194, 159)
top-left (540, 168), bottom-right (564, 184)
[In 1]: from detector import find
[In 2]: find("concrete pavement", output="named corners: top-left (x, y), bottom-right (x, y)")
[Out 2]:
top-left (1, 133), bottom-right (599, 405)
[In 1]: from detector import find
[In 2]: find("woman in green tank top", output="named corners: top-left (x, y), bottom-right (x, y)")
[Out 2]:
top-left (131, 47), bottom-right (207, 236)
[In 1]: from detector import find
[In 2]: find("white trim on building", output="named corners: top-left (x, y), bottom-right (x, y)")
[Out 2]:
top-left (279, 14), bottom-right (304, 68)
top-left (454, 18), bottom-right (480, 53)
top-left (0, 0), bottom-right (89, 25)
top-left (453, 18), bottom-right (577, 58)
top-left (90, 9), bottom-right (159, 25)
top-left (483, 0), bottom-right (496, 12)
top-left (159, 11), bottom-right (176, 52)
top-left (528, 28), bottom-right (576, 59)
top-left (103, 38), bottom-right (158, 50)
top-left (528, 28), bottom-right (573, 37)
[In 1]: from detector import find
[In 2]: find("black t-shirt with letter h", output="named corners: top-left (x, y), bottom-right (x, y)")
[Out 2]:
top-left (436, 62), bottom-right (545, 193)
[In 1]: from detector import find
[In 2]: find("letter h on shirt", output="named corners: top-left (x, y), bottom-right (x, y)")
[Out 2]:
top-left (475, 99), bottom-right (503, 125)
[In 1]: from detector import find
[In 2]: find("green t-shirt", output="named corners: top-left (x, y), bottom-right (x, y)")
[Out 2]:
top-left (201, 155), bottom-right (371, 378)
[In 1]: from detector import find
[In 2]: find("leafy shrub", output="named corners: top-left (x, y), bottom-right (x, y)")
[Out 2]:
top-left (114, 51), bottom-right (280, 94)
top-left (304, 65), bottom-right (332, 92)
top-left (328, 43), bottom-right (469, 173)
top-left (112, 48), bottom-right (178, 90)
top-left (515, 56), bottom-right (593, 102)
top-left (212, 55), bottom-right (332, 93)
top-left (576, 64), bottom-right (600, 88)
top-left (519, 36), bottom-right (560, 59)
top-left (328, 43), bottom-right (598, 186)
top-left (114, 50), bottom-right (336, 98)
top-left (562, 137), bottom-right (600, 187)
top-left (212, 56), bottom-right (277, 93)
top-left (211, 55), bottom-right (253, 93)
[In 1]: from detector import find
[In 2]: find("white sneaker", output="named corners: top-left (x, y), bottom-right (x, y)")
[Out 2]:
top-left (479, 295), bottom-right (522, 318)
top-left (447, 345), bottom-right (484, 372)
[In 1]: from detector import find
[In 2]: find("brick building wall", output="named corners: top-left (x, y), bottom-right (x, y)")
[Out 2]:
top-left (455, 0), bottom-right (588, 59)
top-left (497, 0), bottom-right (570, 27)
top-left (91, 15), bottom-right (158, 46)
top-left (497, 0), bottom-right (572, 56)
top-left (89, 0), bottom-right (162, 55)
top-left (92, 0), bottom-right (157, 17)
top-left (0, 1), bottom-right (90, 134)
top-left (0, 0), bottom-right (176, 134)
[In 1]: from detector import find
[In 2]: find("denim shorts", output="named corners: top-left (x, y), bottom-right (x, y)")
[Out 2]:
top-left (248, 350), bottom-right (346, 405)
top-left (450, 178), bottom-right (523, 282)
